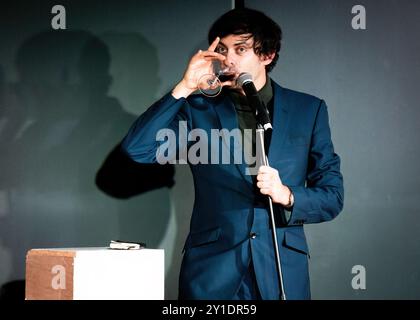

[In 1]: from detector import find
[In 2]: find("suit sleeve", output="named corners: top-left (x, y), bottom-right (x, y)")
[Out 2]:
top-left (120, 92), bottom-right (192, 164)
top-left (287, 100), bottom-right (344, 225)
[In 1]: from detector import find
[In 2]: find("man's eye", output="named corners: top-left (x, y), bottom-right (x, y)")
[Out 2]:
top-left (237, 47), bottom-right (247, 54)
top-left (216, 47), bottom-right (226, 54)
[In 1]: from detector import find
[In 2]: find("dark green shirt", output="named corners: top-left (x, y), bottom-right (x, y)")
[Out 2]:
top-left (228, 79), bottom-right (286, 212)
top-left (228, 79), bottom-right (274, 166)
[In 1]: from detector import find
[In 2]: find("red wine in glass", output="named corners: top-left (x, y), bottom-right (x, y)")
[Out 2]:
top-left (197, 64), bottom-right (239, 97)
top-left (218, 73), bottom-right (236, 82)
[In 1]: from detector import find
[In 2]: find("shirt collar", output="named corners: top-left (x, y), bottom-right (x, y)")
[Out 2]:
top-left (228, 76), bottom-right (273, 108)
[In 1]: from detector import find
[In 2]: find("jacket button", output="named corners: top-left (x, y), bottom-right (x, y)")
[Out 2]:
top-left (250, 232), bottom-right (257, 239)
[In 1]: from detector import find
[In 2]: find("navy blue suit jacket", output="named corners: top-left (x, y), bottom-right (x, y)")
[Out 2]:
top-left (121, 80), bottom-right (344, 300)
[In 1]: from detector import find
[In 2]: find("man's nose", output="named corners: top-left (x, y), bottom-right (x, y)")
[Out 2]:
top-left (224, 51), bottom-right (236, 67)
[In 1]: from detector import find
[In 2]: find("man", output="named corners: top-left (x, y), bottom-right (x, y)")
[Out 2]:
top-left (121, 8), bottom-right (344, 300)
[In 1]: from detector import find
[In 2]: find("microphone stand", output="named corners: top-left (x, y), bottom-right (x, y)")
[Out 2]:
top-left (255, 124), bottom-right (287, 301)
top-left (237, 72), bottom-right (286, 299)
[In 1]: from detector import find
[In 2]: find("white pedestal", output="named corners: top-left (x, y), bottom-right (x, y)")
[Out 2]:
top-left (25, 247), bottom-right (164, 300)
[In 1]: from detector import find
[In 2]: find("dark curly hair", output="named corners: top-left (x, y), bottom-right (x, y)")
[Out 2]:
top-left (208, 8), bottom-right (282, 73)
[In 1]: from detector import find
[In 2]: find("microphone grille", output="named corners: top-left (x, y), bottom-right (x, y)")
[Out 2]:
top-left (236, 72), bottom-right (253, 87)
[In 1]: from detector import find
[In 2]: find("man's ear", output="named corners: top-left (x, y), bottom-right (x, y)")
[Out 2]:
top-left (260, 52), bottom-right (276, 66)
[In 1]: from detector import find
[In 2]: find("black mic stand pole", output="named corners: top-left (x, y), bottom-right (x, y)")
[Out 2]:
top-left (238, 72), bottom-right (286, 300)
top-left (255, 124), bottom-right (287, 301)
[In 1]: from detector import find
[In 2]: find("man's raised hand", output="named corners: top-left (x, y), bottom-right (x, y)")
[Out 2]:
top-left (172, 37), bottom-right (231, 99)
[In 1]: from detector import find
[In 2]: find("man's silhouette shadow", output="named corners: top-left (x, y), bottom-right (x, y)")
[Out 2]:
top-left (0, 30), bottom-right (176, 299)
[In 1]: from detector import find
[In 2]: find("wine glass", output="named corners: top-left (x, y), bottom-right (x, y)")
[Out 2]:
top-left (197, 61), bottom-right (239, 97)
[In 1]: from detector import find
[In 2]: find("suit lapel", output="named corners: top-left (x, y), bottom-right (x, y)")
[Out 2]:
top-left (212, 82), bottom-right (290, 188)
top-left (212, 93), bottom-right (254, 190)
top-left (267, 81), bottom-right (290, 164)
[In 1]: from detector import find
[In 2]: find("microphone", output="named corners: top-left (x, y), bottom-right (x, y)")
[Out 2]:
top-left (236, 72), bottom-right (272, 131)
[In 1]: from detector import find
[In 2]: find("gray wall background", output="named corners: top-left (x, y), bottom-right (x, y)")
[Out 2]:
top-left (0, 0), bottom-right (419, 299)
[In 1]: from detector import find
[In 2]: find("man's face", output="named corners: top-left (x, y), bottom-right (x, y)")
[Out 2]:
top-left (215, 34), bottom-right (273, 86)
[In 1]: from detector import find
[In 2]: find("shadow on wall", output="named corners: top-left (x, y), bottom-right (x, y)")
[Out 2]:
top-left (0, 30), bottom-right (176, 299)
top-left (0, 280), bottom-right (25, 301)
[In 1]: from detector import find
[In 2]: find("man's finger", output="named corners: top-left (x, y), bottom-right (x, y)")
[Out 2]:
top-left (260, 188), bottom-right (270, 195)
top-left (208, 36), bottom-right (220, 52)
top-left (257, 169), bottom-right (273, 177)
top-left (201, 51), bottom-right (226, 59)
top-left (257, 173), bottom-right (272, 181)
top-left (257, 181), bottom-right (273, 189)
top-left (221, 80), bottom-right (235, 87)
top-left (203, 55), bottom-right (226, 62)
top-left (258, 165), bottom-right (271, 173)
